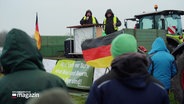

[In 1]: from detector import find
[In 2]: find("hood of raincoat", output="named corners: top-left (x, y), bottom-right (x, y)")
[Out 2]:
top-left (111, 52), bottom-right (150, 89)
top-left (0, 28), bottom-right (45, 74)
top-left (85, 9), bottom-right (92, 16)
top-left (105, 9), bottom-right (114, 18)
top-left (148, 37), bottom-right (170, 54)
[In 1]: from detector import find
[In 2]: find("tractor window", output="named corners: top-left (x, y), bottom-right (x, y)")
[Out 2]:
top-left (155, 15), bottom-right (163, 30)
top-left (140, 16), bottom-right (153, 29)
top-left (165, 14), bottom-right (182, 34)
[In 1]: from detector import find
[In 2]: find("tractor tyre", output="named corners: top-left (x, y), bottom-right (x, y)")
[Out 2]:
top-left (172, 50), bottom-right (184, 103)
top-left (167, 43), bottom-right (176, 53)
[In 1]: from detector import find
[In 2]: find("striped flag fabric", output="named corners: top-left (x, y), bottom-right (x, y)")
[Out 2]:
top-left (81, 31), bottom-right (123, 68)
top-left (34, 13), bottom-right (41, 50)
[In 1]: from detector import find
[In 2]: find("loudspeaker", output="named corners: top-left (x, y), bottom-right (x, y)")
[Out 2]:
top-left (64, 38), bottom-right (74, 58)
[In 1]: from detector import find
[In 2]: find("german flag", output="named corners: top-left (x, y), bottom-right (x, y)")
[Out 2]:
top-left (81, 31), bottom-right (123, 68)
top-left (34, 13), bottom-right (41, 50)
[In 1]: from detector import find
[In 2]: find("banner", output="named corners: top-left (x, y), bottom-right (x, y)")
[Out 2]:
top-left (52, 59), bottom-right (94, 90)
top-left (42, 59), bottom-right (57, 73)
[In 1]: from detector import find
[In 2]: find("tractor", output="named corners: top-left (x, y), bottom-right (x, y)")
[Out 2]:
top-left (124, 6), bottom-right (184, 103)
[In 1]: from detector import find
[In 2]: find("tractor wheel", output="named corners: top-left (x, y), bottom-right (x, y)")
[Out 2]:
top-left (172, 50), bottom-right (184, 103)
top-left (167, 43), bottom-right (176, 53)
top-left (166, 37), bottom-right (179, 53)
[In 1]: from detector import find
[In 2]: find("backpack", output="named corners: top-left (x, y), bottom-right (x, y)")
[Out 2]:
top-left (147, 53), bottom-right (155, 75)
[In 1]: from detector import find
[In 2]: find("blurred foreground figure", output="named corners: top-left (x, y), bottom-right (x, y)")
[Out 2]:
top-left (26, 88), bottom-right (73, 104)
top-left (0, 28), bottom-right (66, 104)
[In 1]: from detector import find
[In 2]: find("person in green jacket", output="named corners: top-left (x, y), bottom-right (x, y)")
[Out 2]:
top-left (0, 28), bottom-right (67, 104)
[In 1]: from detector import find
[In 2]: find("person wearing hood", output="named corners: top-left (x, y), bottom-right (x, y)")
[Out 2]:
top-left (86, 34), bottom-right (169, 104)
top-left (0, 29), bottom-right (67, 104)
top-left (103, 9), bottom-right (121, 35)
top-left (148, 37), bottom-right (177, 92)
top-left (80, 9), bottom-right (99, 25)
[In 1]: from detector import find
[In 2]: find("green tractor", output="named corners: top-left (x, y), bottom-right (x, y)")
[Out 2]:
top-left (124, 9), bottom-right (184, 103)
top-left (125, 9), bottom-right (184, 50)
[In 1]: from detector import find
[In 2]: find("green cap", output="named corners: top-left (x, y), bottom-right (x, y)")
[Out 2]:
top-left (110, 34), bottom-right (137, 58)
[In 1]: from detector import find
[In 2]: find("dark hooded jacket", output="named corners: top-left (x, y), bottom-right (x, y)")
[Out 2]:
top-left (86, 53), bottom-right (169, 104)
top-left (148, 37), bottom-right (177, 90)
top-left (103, 9), bottom-right (121, 35)
top-left (80, 10), bottom-right (99, 25)
top-left (0, 29), bottom-right (66, 104)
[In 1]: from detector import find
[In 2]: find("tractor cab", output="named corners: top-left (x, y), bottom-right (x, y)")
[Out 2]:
top-left (135, 10), bottom-right (184, 35)
top-left (124, 9), bottom-right (184, 51)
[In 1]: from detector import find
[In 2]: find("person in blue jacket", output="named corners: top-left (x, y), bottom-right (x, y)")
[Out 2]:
top-left (148, 37), bottom-right (177, 92)
top-left (86, 34), bottom-right (169, 104)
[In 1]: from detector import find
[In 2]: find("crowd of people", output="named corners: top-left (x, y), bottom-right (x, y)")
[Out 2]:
top-left (0, 9), bottom-right (181, 104)
top-left (86, 34), bottom-right (171, 104)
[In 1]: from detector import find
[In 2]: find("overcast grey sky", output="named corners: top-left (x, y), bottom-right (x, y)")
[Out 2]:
top-left (0, 0), bottom-right (184, 36)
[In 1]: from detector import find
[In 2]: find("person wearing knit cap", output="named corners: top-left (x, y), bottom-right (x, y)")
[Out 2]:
top-left (80, 9), bottom-right (99, 25)
top-left (86, 34), bottom-right (169, 104)
top-left (103, 9), bottom-right (121, 35)
top-left (110, 34), bottom-right (137, 58)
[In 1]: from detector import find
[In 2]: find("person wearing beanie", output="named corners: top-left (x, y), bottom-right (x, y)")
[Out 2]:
top-left (80, 9), bottom-right (99, 25)
top-left (86, 34), bottom-right (169, 104)
top-left (110, 34), bottom-right (137, 58)
top-left (103, 9), bottom-right (121, 35)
